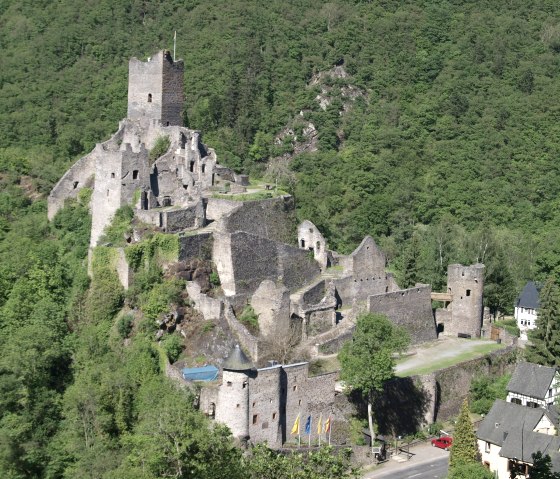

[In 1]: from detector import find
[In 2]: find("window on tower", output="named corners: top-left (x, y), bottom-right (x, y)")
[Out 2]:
top-left (148, 93), bottom-right (152, 102)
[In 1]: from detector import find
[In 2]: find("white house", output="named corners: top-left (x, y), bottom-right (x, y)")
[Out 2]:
top-left (514, 281), bottom-right (539, 341)
top-left (506, 362), bottom-right (560, 408)
top-left (476, 362), bottom-right (560, 478)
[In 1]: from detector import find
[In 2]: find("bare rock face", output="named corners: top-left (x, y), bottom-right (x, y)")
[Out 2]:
top-left (250, 280), bottom-right (290, 339)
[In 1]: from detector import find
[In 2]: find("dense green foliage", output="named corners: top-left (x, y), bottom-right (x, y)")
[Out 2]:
top-left (245, 444), bottom-right (359, 479)
top-left (526, 277), bottom-right (560, 366)
top-left (447, 461), bottom-right (494, 479)
top-left (469, 373), bottom-right (511, 415)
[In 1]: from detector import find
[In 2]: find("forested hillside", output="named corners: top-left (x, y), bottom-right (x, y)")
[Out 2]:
top-left (1, 0), bottom-right (560, 477)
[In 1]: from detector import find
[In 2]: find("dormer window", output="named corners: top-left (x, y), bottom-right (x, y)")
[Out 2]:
top-left (148, 93), bottom-right (152, 103)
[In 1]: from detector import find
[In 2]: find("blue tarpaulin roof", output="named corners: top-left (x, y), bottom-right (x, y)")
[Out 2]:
top-left (182, 365), bottom-right (219, 382)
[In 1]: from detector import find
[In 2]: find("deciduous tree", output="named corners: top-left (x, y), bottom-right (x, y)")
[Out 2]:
top-left (338, 313), bottom-right (409, 449)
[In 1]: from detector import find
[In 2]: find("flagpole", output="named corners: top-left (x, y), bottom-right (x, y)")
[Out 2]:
top-left (173, 31), bottom-right (177, 61)
top-left (329, 426), bottom-right (331, 446)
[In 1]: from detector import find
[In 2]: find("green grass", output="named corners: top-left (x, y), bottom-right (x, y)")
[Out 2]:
top-left (396, 342), bottom-right (505, 377)
top-left (212, 189), bottom-right (288, 201)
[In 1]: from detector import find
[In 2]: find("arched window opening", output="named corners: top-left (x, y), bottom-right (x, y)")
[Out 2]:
top-left (148, 93), bottom-right (152, 102)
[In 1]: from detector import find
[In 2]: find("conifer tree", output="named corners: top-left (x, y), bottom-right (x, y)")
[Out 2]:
top-left (449, 399), bottom-right (478, 471)
top-left (526, 277), bottom-right (560, 367)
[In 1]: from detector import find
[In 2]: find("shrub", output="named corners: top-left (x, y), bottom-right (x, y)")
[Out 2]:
top-left (117, 313), bottom-right (134, 339)
top-left (239, 305), bottom-right (259, 333)
top-left (162, 334), bottom-right (183, 363)
top-left (140, 278), bottom-right (184, 320)
top-left (149, 135), bottom-right (170, 162)
top-left (209, 271), bottom-right (221, 287)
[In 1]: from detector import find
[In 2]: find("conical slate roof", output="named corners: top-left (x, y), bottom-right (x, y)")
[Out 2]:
top-left (222, 344), bottom-right (253, 371)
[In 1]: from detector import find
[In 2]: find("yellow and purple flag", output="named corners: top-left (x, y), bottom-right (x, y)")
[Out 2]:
top-left (317, 413), bottom-right (322, 435)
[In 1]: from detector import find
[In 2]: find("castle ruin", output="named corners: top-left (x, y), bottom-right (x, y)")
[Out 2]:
top-left (49, 50), bottom-right (487, 447)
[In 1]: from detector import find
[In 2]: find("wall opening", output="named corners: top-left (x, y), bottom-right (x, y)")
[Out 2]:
top-left (141, 191), bottom-right (148, 210)
top-left (162, 196), bottom-right (172, 207)
top-left (316, 241), bottom-right (321, 251)
top-left (133, 170), bottom-right (139, 180)
top-left (272, 412), bottom-right (277, 420)
top-left (300, 239), bottom-right (305, 248)
top-left (201, 164), bottom-right (206, 173)
top-left (466, 289), bottom-right (471, 297)
top-left (209, 403), bottom-right (215, 418)
top-left (252, 414), bottom-right (258, 425)
top-left (437, 323), bottom-right (444, 334)
top-left (111, 172), bottom-right (115, 178)
top-left (73, 181), bottom-right (79, 189)
top-left (148, 93), bottom-right (152, 102)
top-left (226, 381), bottom-right (232, 387)
top-left (166, 121), bottom-right (170, 126)
top-left (190, 161), bottom-right (194, 172)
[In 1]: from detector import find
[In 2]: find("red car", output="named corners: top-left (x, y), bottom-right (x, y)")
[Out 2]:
top-left (431, 436), bottom-right (453, 450)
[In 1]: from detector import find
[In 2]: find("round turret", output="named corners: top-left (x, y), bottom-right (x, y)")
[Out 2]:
top-left (215, 345), bottom-right (253, 440)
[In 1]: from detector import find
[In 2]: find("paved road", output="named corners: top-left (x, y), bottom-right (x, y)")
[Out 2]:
top-left (365, 455), bottom-right (449, 479)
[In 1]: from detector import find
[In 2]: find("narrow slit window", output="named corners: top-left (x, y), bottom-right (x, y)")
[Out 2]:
top-left (133, 170), bottom-right (139, 180)
top-left (466, 289), bottom-right (471, 297)
top-left (148, 93), bottom-right (152, 102)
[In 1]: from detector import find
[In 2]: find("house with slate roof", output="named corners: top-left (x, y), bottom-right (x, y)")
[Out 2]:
top-left (514, 281), bottom-right (539, 340)
top-left (506, 362), bottom-right (560, 408)
top-left (477, 362), bottom-right (560, 478)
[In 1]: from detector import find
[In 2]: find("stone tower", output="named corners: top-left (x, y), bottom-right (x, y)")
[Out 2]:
top-left (215, 345), bottom-right (254, 441)
top-left (446, 263), bottom-right (485, 337)
top-left (127, 50), bottom-right (184, 126)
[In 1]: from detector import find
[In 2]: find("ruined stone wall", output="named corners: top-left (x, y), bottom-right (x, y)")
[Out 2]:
top-left (178, 232), bottom-right (213, 261)
top-left (226, 231), bottom-right (320, 297)
top-left (302, 280), bottom-right (327, 306)
top-left (298, 220), bottom-right (328, 269)
top-left (221, 196), bottom-right (297, 244)
top-left (205, 198), bottom-right (240, 222)
top-left (199, 385), bottom-right (219, 417)
top-left (278, 245), bottom-right (321, 294)
top-left (186, 282), bottom-right (223, 320)
top-left (251, 280), bottom-right (290, 339)
top-left (162, 202), bottom-right (204, 232)
top-left (249, 366), bottom-right (282, 447)
top-left (223, 303), bottom-right (259, 361)
top-left (307, 309), bottom-right (336, 337)
top-left (333, 276), bottom-right (389, 308)
top-left (367, 285), bottom-right (437, 344)
top-left (161, 53), bottom-right (184, 127)
top-left (114, 247), bottom-right (132, 290)
top-left (351, 236), bottom-right (386, 280)
top-left (47, 151), bottom-right (96, 220)
top-left (90, 147), bottom-right (123, 247)
top-left (212, 232), bottom-right (235, 296)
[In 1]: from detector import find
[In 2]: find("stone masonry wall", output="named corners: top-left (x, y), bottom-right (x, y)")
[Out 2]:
top-left (227, 231), bottom-right (320, 297)
top-left (161, 52), bottom-right (184, 127)
top-left (249, 366), bottom-right (282, 447)
top-left (221, 196), bottom-right (297, 244)
top-left (367, 285), bottom-right (437, 344)
top-left (178, 232), bottom-right (213, 261)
